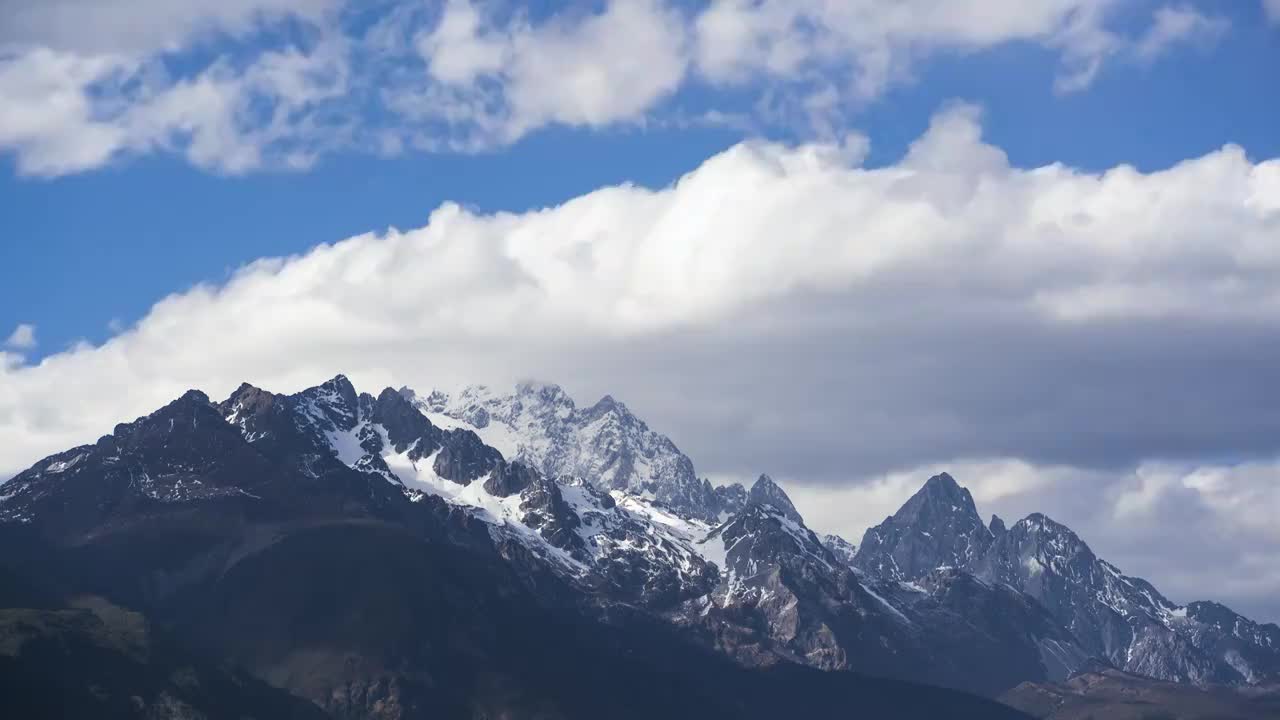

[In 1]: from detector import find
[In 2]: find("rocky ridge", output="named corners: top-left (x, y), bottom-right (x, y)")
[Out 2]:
top-left (854, 472), bottom-right (1280, 686)
top-left (3, 374), bottom-right (1276, 717)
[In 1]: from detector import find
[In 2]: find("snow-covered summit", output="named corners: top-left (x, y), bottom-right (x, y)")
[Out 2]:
top-left (404, 381), bottom-right (732, 520)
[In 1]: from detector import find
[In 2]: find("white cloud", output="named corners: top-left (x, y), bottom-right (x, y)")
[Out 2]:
top-left (120, 38), bottom-right (351, 173)
top-left (787, 458), bottom-right (1065, 539)
top-left (3, 103), bottom-right (1280, 467)
top-left (402, 0), bottom-right (690, 146)
top-left (0, 7), bottom-right (350, 177)
top-left (417, 0), bottom-right (508, 86)
top-left (2, 104), bottom-right (1280, 617)
top-left (3, 324), bottom-right (36, 350)
top-left (1179, 462), bottom-right (1280, 542)
top-left (0, 0), bottom-right (1232, 175)
top-left (1133, 5), bottom-right (1229, 63)
top-left (0, 49), bottom-right (132, 176)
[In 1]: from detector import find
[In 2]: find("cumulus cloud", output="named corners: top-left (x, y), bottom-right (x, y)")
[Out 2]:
top-left (3, 324), bottom-right (36, 350)
top-left (3, 103), bottom-right (1280, 460)
top-left (0, 0), bottom-right (1230, 176)
top-left (2, 104), bottom-right (1279, 615)
top-left (402, 0), bottom-right (690, 146)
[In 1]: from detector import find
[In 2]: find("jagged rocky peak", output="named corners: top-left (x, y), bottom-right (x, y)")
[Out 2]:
top-left (1000, 512), bottom-right (1094, 561)
top-left (296, 374), bottom-right (360, 431)
top-left (371, 386), bottom-right (437, 452)
top-left (222, 381), bottom-right (276, 416)
top-left (822, 534), bottom-right (859, 569)
top-left (852, 471), bottom-right (994, 581)
top-left (712, 499), bottom-right (834, 581)
top-left (989, 514), bottom-right (1007, 536)
top-left (406, 379), bottom-right (723, 521)
top-left (907, 472), bottom-right (981, 520)
top-left (404, 386), bottom-right (449, 414)
top-left (112, 389), bottom-right (246, 459)
top-left (712, 482), bottom-right (747, 516)
top-left (586, 393), bottom-right (622, 416)
top-left (746, 474), bottom-right (804, 525)
top-left (1, 384), bottom-right (289, 527)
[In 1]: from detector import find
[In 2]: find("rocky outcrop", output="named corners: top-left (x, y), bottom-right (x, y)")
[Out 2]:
top-left (853, 472), bottom-right (1280, 687)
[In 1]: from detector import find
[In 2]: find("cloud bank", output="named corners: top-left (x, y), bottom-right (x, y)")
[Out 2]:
top-left (0, 0), bottom-right (1239, 176)
top-left (3, 103), bottom-right (1279, 618)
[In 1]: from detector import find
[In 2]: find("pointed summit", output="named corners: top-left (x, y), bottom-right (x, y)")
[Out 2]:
top-left (372, 386), bottom-right (437, 452)
top-left (292, 374), bottom-right (361, 432)
top-left (989, 514), bottom-right (1007, 536)
top-left (320, 373), bottom-right (358, 404)
top-left (852, 472), bottom-right (993, 581)
top-left (926, 471), bottom-right (960, 489)
top-left (585, 394), bottom-right (627, 418)
top-left (905, 472), bottom-right (980, 519)
top-left (747, 474), bottom-right (804, 525)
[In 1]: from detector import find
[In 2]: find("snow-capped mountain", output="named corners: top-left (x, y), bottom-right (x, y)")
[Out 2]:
top-left (854, 473), bottom-right (1280, 686)
top-left (218, 376), bottom-right (724, 606)
top-left (3, 373), bottom-right (1275, 715)
top-left (1, 379), bottom-right (1034, 719)
top-left (404, 382), bottom-right (728, 520)
top-left (687, 483), bottom-right (1094, 694)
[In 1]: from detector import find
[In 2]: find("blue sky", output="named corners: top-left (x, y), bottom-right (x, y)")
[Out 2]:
top-left (3, 1), bottom-right (1280, 621)
top-left (4, 0), bottom-right (1278, 358)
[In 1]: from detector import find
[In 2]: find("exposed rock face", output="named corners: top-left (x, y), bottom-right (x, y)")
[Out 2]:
top-left (410, 382), bottom-right (731, 520)
top-left (892, 568), bottom-right (1092, 684)
top-left (482, 461), bottom-right (538, 498)
top-left (518, 474), bottom-right (585, 555)
top-left (712, 483), bottom-right (747, 516)
top-left (4, 373), bottom-right (1276, 718)
top-left (990, 514), bottom-right (1008, 537)
top-left (1183, 601), bottom-right (1280, 684)
top-left (745, 474), bottom-right (804, 524)
top-left (691, 489), bottom-right (1089, 696)
top-left (0, 376), bottom-right (1038, 719)
top-left (697, 501), bottom-right (907, 673)
top-left (853, 473), bottom-right (1280, 687)
top-left (821, 534), bottom-right (859, 569)
top-left (854, 472), bottom-right (993, 581)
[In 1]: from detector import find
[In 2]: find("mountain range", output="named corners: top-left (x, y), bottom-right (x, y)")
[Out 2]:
top-left (1, 375), bottom-right (1276, 719)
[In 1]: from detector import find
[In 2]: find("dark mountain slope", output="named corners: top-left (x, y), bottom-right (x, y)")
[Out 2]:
top-left (854, 473), bottom-right (1280, 687)
top-left (0, 383), bottom-right (1029, 720)
top-left (0, 597), bottom-right (328, 720)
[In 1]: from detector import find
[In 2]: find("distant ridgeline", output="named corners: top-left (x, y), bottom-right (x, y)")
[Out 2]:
top-left (1, 374), bottom-right (1276, 719)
